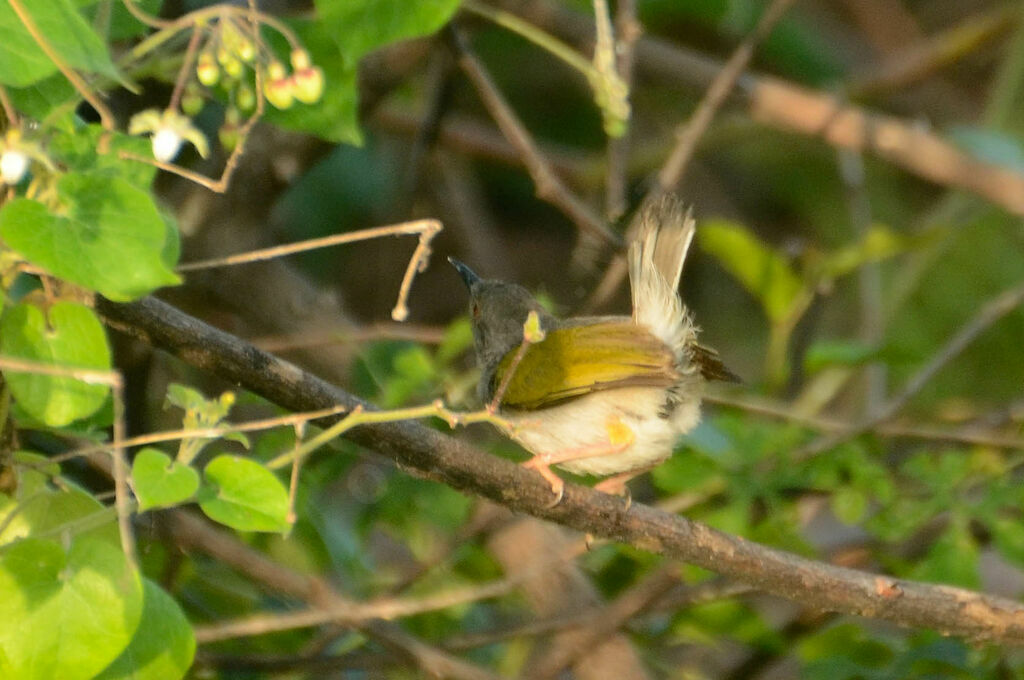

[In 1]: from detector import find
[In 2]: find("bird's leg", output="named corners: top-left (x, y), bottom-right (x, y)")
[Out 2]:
top-left (593, 462), bottom-right (659, 509)
top-left (520, 418), bottom-right (635, 505)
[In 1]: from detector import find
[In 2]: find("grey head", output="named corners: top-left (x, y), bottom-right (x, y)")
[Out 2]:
top-left (448, 257), bottom-right (555, 382)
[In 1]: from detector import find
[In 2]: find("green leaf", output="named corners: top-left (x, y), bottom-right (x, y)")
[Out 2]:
top-left (6, 73), bottom-right (77, 121)
top-left (0, 302), bottom-right (111, 426)
top-left (0, 171), bottom-right (181, 301)
top-left (700, 218), bottom-right (803, 322)
top-left (131, 448), bottom-right (200, 511)
top-left (199, 455), bottom-right (290, 533)
top-left (0, 537), bottom-right (143, 680)
top-left (317, 0), bottom-right (461, 64)
top-left (49, 124), bottom-right (160, 190)
top-left (95, 578), bottom-right (195, 680)
top-left (0, 0), bottom-right (121, 87)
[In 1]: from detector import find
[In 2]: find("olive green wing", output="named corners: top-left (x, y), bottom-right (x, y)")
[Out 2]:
top-left (495, 322), bottom-right (678, 410)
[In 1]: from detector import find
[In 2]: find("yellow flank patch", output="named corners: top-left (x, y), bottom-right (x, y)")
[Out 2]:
top-left (605, 417), bottom-right (635, 447)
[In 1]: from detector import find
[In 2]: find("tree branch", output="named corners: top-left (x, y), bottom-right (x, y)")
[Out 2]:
top-left (97, 295), bottom-right (1024, 646)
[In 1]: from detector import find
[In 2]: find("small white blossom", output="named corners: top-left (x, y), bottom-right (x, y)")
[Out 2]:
top-left (151, 128), bottom-right (184, 163)
top-left (0, 149), bottom-right (29, 185)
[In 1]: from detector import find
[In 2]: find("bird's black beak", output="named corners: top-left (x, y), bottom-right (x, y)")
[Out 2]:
top-left (448, 257), bottom-right (481, 289)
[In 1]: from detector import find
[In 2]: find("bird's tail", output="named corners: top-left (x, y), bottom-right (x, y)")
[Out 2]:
top-left (629, 194), bottom-right (697, 357)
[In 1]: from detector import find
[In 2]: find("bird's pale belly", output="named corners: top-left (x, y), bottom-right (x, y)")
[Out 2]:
top-left (504, 386), bottom-right (701, 477)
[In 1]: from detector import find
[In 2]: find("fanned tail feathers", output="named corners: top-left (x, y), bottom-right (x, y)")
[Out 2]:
top-left (629, 195), bottom-right (697, 356)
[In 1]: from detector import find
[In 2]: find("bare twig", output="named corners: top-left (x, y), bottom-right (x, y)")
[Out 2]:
top-left (604, 0), bottom-right (640, 221)
top-left (448, 25), bottom-right (622, 249)
top-left (705, 392), bottom-right (1024, 450)
top-left (253, 323), bottom-right (448, 352)
top-left (837, 149), bottom-right (886, 414)
top-left (847, 6), bottom-right (1020, 98)
top-left (97, 295), bottom-right (1024, 646)
top-left (195, 575), bottom-right (525, 643)
top-left (656, 0), bottom-right (798, 194)
top-left (177, 219), bottom-right (443, 322)
top-left (795, 280), bottom-right (1024, 458)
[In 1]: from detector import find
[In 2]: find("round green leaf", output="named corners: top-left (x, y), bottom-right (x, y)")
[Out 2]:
top-left (95, 578), bottom-right (195, 680)
top-left (132, 448), bottom-right (200, 511)
top-left (0, 301), bottom-right (111, 426)
top-left (0, 172), bottom-right (180, 302)
top-left (0, 537), bottom-right (143, 680)
top-left (199, 455), bottom-right (290, 532)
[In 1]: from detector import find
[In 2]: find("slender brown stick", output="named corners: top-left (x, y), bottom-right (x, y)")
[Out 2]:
top-left (795, 280), bottom-right (1024, 458)
top-left (97, 295), bottom-right (1024, 646)
top-left (194, 575), bottom-right (526, 643)
top-left (177, 219), bottom-right (443, 322)
top-left (604, 0), bottom-right (640, 221)
top-left (705, 392), bottom-right (1024, 450)
top-left (448, 26), bottom-right (622, 249)
top-left (657, 0), bottom-right (798, 194)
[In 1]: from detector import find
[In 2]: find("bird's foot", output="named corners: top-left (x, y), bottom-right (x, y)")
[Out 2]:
top-left (522, 457), bottom-right (564, 507)
top-left (594, 475), bottom-right (633, 510)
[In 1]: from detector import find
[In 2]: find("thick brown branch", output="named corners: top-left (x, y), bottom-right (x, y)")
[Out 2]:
top-left (97, 295), bottom-right (1024, 646)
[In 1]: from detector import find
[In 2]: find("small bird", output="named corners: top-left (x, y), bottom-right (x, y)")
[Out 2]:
top-left (450, 195), bottom-right (737, 501)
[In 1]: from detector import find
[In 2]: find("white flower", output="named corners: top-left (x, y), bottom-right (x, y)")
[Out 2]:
top-left (129, 108), bottom-right (210, 162)
top-left (0, 149), bottom-right (29, 185)
top-left (151, 128), bottom-right (184, 163)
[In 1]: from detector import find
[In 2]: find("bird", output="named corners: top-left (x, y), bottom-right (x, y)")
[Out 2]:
top-left (449, 195), bottom-right (737, 502)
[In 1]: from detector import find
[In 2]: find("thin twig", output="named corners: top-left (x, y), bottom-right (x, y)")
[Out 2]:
top-left (837, 149), bottom-right (886, 415)
top-left (177, 219), bottom-right (443, 322)
top-left (657, 0), bottom-right (799, 193)
top-left (705, 392), bottom-right (1024, 450)
top-left (109, 377), bottom-right (137, 571)
top-left (604, 0), bottom-right (639, 221)
top-left (846, 5), bottom-right (1019, 98)
top-left (194, 574), bottom-right (526, 643)
top-left (252, 323), bottom-right (448, 353)
top-left (794, 280), bottom-right (1024, 458)
top-left (31, 404), bottom-right (350, 468)
top-left (448, 25), bottom-right (622, 249)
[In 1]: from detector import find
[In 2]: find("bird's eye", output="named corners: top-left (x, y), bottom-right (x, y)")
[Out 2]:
top-left (471, 302), bottom-right (480, 318)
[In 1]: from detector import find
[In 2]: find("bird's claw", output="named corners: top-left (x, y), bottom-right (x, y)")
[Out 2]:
top-left (522, 457), bottom-right (564, 508)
